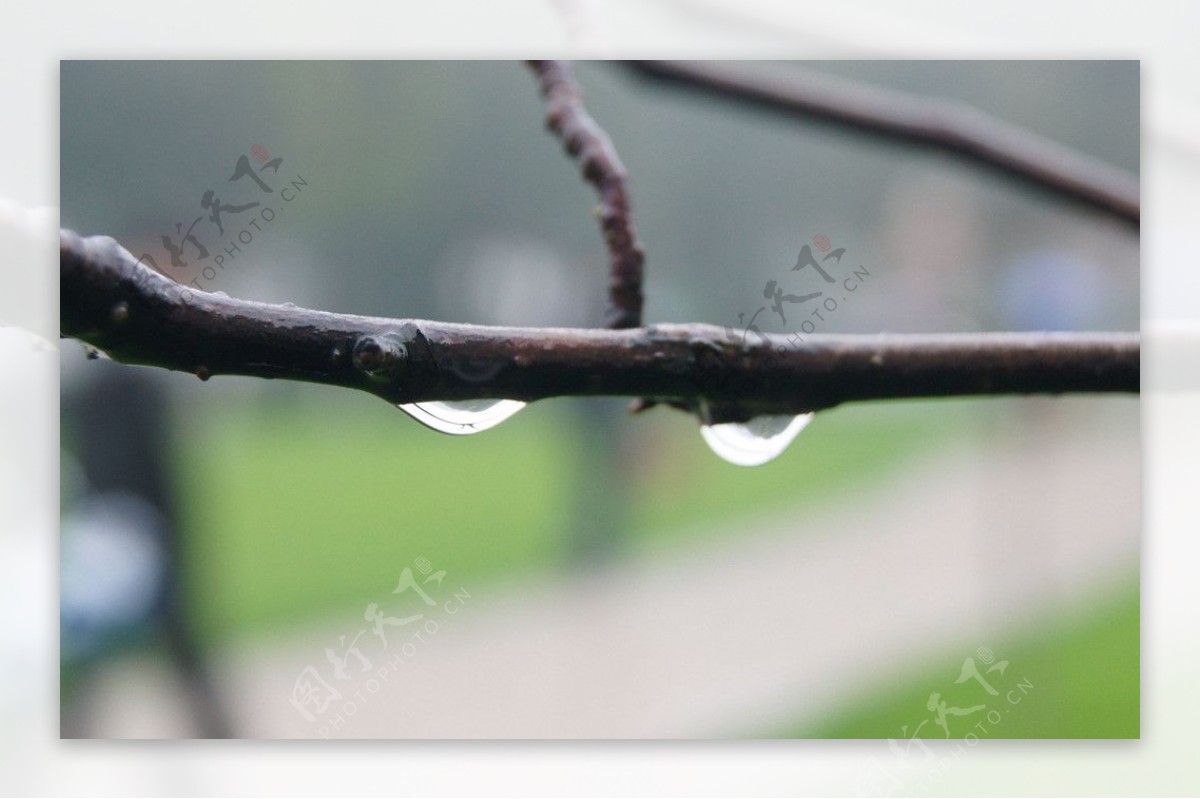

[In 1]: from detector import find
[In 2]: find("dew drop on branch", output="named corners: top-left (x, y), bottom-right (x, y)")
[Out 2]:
top-left (397, 399), bottom-right (526, 436)
top-left (699, 413), bottom-right (813, 466)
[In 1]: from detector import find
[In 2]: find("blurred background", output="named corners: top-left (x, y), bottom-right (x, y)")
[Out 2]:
top-left (59, 60), bottom-right (1138, 739)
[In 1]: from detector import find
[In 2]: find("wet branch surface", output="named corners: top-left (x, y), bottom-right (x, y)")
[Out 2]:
top-left (627, 61), bottom-right (1140, 227)
top-left (529, 60), bottom-right (647, 328)
top-left (62, 231), bottom-right (1139, 423)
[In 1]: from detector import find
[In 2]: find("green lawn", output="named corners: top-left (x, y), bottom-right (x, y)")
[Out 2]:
top-left (627, 400), bottom-right (968, 551)
top-left (79, 385), bottom-right (1137, 741)
top-left (780, 577), bottom-right (1139, 738)
top-left (176, 391), bottom-right (972, 642)
top-left (177, 394), bottom-right (576, 641)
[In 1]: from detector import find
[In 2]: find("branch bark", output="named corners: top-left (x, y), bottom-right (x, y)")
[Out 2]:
top-left (528, 60), bottom-right (647, 328)
top-left (627, 60), bottom-right (1140, 227)
top-left (62, 231), bottom-right (1139, 423)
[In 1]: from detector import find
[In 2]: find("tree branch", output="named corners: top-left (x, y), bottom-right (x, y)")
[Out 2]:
top-left (528, 60), bottom-right (647, 328)
top-left (626, 60), bottom-right (1140, 227)
top-left (61, 231), bottom-right (1139, 423)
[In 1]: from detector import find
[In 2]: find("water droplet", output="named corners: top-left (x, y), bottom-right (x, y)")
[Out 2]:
top-left (700, 413), bottom-right (813, 466)
top-left (398, 399), bottom-right (525, 436)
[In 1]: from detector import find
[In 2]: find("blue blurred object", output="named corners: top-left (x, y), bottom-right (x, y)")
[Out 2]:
top-left (60, 363), bottom-right (232, 737)
top-left (60, 491), bottom-right (167, 663)
top-left (998, 250), bottom-right (1107, 331)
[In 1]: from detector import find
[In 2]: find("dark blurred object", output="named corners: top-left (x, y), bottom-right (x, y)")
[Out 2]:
top-left (567, 397), bottom-right (633, 564)
top-left (61, 363), bottom-right (231, 738)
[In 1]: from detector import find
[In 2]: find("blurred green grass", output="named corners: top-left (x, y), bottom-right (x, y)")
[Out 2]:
top-left (627, 402), bottom-right (964, 552)
top-left (780, 577), bottom-right (1139, 738)
top-left (90, 387), bottom-right (1136, 741)
top-left (177, 395), bottom-right (575, 642)
top-left (176, 393), bottom-right (971, 642)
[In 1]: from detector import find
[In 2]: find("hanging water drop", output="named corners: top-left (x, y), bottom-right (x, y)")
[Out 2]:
top-left (700, 413), bottom-right (813, 467)
top-left (397, 399), bottom-right (525, 436)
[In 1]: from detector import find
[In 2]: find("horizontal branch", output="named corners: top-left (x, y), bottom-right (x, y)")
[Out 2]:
top-left (61, 231), bottom-right (1139, 422)
top-left (627, 60), bottom-right (1140, 227)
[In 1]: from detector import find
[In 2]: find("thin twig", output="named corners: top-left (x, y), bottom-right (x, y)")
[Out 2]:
top-left (528, 60), bottom-right (647, 328)
top-left (627, 60), bottom-right (1140, 227)
top-left (62, 231), bottom-right (1139, 422)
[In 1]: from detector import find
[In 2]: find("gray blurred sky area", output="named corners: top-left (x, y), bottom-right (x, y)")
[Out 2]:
top-left (60, 61), bottom-right (1139, 335)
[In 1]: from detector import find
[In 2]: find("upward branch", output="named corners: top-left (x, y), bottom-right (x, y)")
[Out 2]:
top-left (61, 231), bottom-right (1139, 423)
top-left (528, 60), bottom-right (647, 328)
